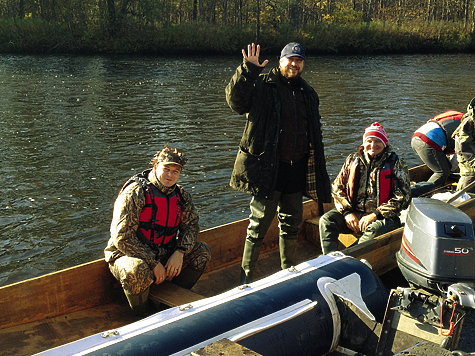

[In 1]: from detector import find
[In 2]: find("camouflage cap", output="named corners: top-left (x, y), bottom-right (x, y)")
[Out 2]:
top-left (150, 145), bottom-right (188, 167)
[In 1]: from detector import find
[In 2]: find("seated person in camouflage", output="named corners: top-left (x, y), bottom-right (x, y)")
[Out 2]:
top-left (453, 97), bottom-right (475, 193)
top-left (319, 123), bottom-right (411, 254)
top-left (104, 146), bottom-right (211, 316)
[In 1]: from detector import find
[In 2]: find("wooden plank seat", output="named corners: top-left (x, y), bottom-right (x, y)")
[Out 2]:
top-left (191, 338), bottom-right (263, 356)
top-left (150, 281), bottom-right (205, 307)
top-left (304, 217), bottom-right (359, 252)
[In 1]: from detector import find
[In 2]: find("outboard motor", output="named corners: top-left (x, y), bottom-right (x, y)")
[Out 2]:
top-left (397, 197), bottom-right (475, 293)
top-left (390, 197), bottom-right (475, 351)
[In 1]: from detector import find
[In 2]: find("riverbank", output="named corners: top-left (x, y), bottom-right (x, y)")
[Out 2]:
top-left (1, 19), bottom-right (475, 55)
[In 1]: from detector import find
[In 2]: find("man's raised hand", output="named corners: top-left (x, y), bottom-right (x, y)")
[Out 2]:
top-left (242, 43), bottom-right (269, 67)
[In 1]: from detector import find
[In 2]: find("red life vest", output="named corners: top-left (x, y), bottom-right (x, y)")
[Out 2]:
top-left (347, 153), bottom-right (397, 207)
top-left (137, 184), bottom-right (181, 248)
top-left (430, 110), bottom-right (463, 124)
top-left (378, 156), bottom-right (395, 206)
top-left (347, 159), bottom-right (359, 206)
top-left (120, 170), bottom-right (182, 250)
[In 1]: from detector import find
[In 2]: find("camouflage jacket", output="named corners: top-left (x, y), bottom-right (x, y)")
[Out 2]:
top-left (332, 145), bottom-right (411, 219)
top-left (454, 113), bottom-right (475, 176)
top-left (104, 170), bottom-right (200, 270)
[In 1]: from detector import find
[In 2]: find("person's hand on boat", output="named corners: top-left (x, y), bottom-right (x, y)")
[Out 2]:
top-left (242, 43), bottom-right (268, 68)
top-left (153, 262), bottom-right (167, 284)
top-left (345, 213), bottom-right (360, 234)
top-left (359, 213), bottom-right (377, 232)
top-left (165, 250), bottom-right (184, 279)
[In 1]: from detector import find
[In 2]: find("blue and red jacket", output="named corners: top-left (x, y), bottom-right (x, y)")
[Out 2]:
top-left (412, 110), bottom-right (463, 154)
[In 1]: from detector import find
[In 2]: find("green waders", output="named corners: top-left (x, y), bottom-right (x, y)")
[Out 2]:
top-left (240, 238), bottom-right (264, 284)
top-left (172, 267), bottom-right (205, 290)
top-left (240, 191), bottom-right (302, 284)
top-left (124, 286), bottom-right (155, 317)
top-left (279, 236), bottom-right (298, 269)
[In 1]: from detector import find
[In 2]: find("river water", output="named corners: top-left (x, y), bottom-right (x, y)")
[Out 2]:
top-left (1, 53), bottom-right (474, 286)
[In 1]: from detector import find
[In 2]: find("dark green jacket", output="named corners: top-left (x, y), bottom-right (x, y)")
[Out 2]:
top-left (225, 59), bottom-right (331, 203)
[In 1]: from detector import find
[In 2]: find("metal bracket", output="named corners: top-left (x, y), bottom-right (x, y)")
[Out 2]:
top-left (102, 330), bottom-right (119, 338)
top-left (179, 304), bottom-right (193, 311)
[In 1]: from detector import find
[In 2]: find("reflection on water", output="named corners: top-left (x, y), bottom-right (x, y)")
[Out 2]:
top-left (1, 53), bottom-right (474, 286)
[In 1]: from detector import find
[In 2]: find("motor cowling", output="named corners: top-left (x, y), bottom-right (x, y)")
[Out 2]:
top-left (396, 197), bottom-right (475, 294)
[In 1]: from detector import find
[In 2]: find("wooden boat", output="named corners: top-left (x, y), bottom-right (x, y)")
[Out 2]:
top-left (1, 164), bottom-right (474, 356)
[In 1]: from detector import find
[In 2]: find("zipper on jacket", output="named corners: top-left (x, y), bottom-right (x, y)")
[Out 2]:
top-left (291, 89), bottom-right (298, 165)
top-left (164, 194), bottom-right (171, 241)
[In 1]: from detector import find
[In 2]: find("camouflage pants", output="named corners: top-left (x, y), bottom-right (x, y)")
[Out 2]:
top-left (109, 241), bottom-right (211, 294)
top-left (457, 174), bottom-right (475, 193)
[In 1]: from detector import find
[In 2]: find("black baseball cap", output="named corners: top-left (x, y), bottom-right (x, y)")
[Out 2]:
top-left (280, 43), bottom-right (306, 60)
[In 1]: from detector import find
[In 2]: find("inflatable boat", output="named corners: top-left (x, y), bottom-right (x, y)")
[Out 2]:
top-left (36, 253), bottom-right (389, 356)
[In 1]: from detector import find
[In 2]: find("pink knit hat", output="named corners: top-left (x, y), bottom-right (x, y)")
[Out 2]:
top-left (363, 122), bottom-right (388, 147)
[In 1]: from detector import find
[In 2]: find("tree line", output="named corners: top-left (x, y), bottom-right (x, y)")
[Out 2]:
top-left (0, 0), bottom-right (474, 54)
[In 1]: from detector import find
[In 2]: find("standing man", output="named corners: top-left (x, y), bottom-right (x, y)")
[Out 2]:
top-left (105, 145), bottom-right (211, 317)
top-left (226, 43), bottom-right (331, 284)
top-left (319, 123), bottom-right (411, 254)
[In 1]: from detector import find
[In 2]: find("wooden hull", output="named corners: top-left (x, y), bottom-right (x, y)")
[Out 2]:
top-left (1, 164), bottom-right (471, 356)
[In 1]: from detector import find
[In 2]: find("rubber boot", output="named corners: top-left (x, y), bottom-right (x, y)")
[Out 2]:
top-left (319, 209), bottom-right (343, 255)
top-left (240, 238), bottom-right (263, 285)
top-left (124, 286), bottom-right (154, 317)
top-left (279, 236), bottom-right (298, 269)
top-left (172, 267), bottom-right (204, 290)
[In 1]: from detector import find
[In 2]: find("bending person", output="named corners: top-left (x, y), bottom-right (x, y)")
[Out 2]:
top-left (319, 123), bottom-right (411, 254)
top-left (411, 110), bottom-right (463, 188)
top-left (104, 146), bottom-right (211, 317)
